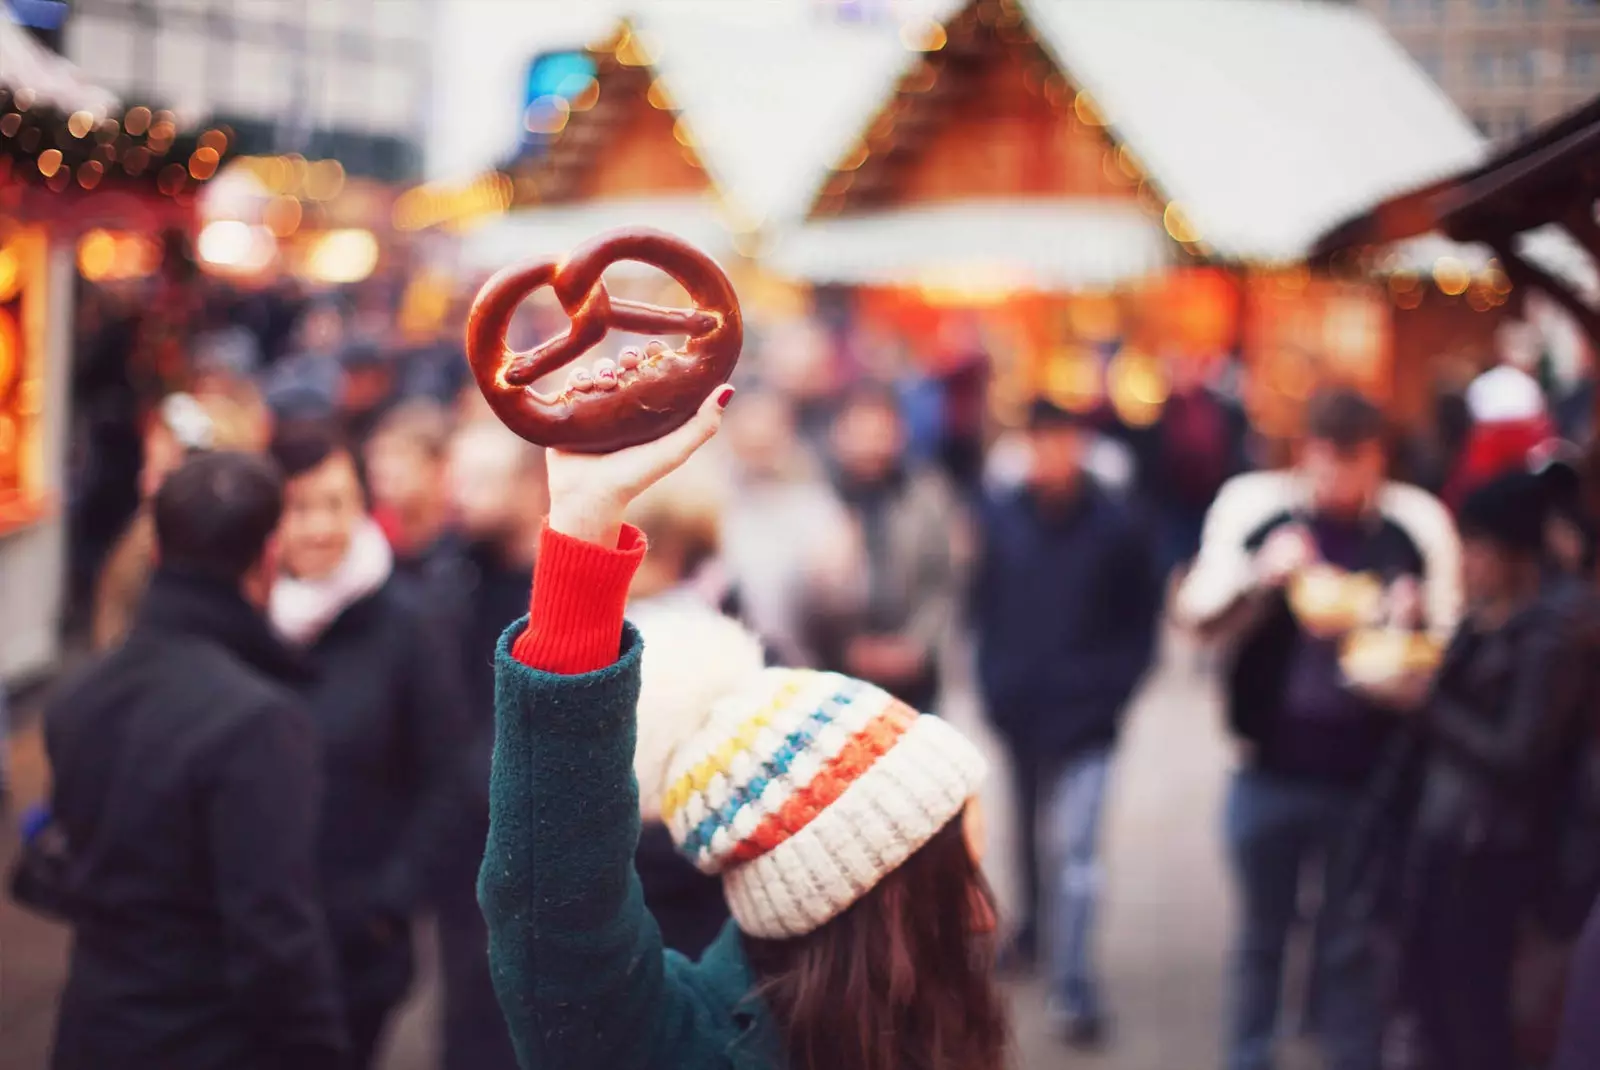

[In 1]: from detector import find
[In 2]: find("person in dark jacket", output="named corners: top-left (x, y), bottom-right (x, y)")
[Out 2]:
top-left (1177, 389), bottom-right (1461, 1070)
top-left (974, 398), bottom-right (1160, 1047)
top-left (268, 421), bottom-right (466, 1069)
top-left (1555, 898), bottom-right (1600, 1070)
top-left (430, 416), bottom-right (551, 1070)
top-left (1391, 472), bottom-right (1590, 1070)
top-left (45, 451), bottom-right (347, 1070)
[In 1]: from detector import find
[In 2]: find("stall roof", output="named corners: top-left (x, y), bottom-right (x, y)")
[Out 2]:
top-left (0, 8), bottom-right (117, 116)
top-left (1018, 0), bottom-right (1483, 264)
top-left (628, 14), bottom-right (909, 228)
top-left (460, 194), bottom-right (732, 274)
top-left (768, 199), bottom-right (1172, 291)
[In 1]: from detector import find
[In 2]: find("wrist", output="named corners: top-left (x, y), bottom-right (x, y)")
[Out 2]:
top-left (547, 498), bottom-right (625, 548)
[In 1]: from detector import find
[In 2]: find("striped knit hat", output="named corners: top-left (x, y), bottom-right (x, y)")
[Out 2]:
top-left (660, 667), bottom-right (987, 940)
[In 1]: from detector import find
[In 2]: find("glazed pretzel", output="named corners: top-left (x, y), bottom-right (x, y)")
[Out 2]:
top-left (465, 226), bottom-right (743, 453)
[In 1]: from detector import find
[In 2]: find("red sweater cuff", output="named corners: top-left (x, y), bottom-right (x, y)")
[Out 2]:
top-left (511, 522), bottom-right (646, 674)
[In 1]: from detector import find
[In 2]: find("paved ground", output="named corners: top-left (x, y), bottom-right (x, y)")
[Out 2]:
top-left (0, 633), bottom-right (1316, 1069)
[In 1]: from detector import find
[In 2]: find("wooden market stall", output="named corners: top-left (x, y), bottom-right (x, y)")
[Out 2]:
top-left (770, 0), bottom-right (1492, 436)
top-left (0, 10), bottom-right (230, 683)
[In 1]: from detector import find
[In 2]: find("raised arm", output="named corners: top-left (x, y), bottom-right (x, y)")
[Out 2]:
top-left (478, 384), bottom-right (733, 1070)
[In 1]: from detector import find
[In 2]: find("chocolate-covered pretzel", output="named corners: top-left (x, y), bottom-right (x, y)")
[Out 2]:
top-left (465, 226), bottom-right (743, 453)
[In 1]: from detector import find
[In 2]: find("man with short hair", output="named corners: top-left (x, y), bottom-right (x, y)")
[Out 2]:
top-left (975, 399), bottom-right (1161, 1049)
top-left (1179, 388), bottom-right (1461, 1070)
top-left (46, 451), bottom-right (347, 1070)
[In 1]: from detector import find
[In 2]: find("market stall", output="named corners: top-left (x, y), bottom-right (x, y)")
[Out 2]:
top-left (768, 0), bottom-right (1489, 433)
top-left (0, 8), bottom-right (230, 683)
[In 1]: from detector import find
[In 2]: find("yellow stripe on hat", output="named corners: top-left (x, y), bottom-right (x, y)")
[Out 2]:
top-left (661, 676), bottom-right (811, 821)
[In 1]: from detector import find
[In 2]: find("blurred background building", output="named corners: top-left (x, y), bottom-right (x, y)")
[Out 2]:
top-left (1355, 0), bottom-right (1600, 141)
top-left (33, 0), bottom-right (432, 181)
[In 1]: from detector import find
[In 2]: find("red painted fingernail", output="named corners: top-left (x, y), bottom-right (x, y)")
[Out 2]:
top-left (716, 386), bottom-right (735, 409)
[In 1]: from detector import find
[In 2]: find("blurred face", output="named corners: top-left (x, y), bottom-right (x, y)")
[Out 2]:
top-left (140, 424), bottom-right (185, 501)
top-left (1461, 536), bottom-right (1516, 609)
top-left (448, 429), bottom-right (522, 540)
top-left (278, 450), bottom-right (365, 580)
top-left (725, 394), bottom-right (798, 478)
top-left (366, 435), bottom-right (440, 516)
top-left (1301, 438), bottom-right (1385, 519)
top-left (1027, 423), bottom-right (1086, 494)
top-left (831, 399), bottom-right (904, 484)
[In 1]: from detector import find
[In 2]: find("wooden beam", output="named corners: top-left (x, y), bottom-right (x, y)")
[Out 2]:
top-left (1495, 243), bottom-right (1600, 348)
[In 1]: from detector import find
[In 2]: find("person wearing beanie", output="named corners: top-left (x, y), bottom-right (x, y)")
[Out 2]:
top-left (1442, 364), bottom-right (1559, 510)
top-left (1378, 471), bottom-right (1592, 1070)
top-left (477, 367), bottom-right (1006, 1070)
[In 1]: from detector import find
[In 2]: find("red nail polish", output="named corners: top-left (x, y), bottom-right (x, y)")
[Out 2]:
top-left (716, 386), bottom-right (735, 409)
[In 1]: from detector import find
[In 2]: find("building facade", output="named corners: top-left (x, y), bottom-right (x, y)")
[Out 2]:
top-left (1356, 0), bottom-right (1600, 140)
top-left (61, 0), bottom-right (433, 179)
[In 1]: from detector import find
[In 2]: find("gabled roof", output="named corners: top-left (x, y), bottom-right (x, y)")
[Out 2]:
top-left (629, 13), bottom-right (909, 228)
top-left (1023, 0), bottom-right (1483, 263)
top-left (802, 0), bottom-right (1487, 266)
top-left (510, 12), bottom-right (908, 233)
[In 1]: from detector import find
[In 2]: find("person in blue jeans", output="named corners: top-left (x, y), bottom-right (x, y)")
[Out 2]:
top-left (1178, 389), bottom-right (1461, 1070)
top-left (974, 398), bottom-right (1161, 1050)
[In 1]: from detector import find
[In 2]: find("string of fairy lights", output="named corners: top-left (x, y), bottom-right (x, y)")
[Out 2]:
top-left (0, 87), bottom-right (231, 202)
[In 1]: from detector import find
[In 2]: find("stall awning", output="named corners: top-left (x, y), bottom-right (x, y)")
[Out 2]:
top-left (767, 200), bottom-right (1172, 291)
top-left (1311, 93), bottom-right (1600, 341)
top-left (458, 195), bottom-right (733, 275)
top-left (1023, 0), bottom-right (1483, 264)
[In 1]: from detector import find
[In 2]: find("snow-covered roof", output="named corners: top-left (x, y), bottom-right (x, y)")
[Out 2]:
top-left (0, 8), bottom-right (117, 116)
top-left (627, 13), bottom-right (910, 227)
top-left (768, 199), bottom-right (1172, 290)
top-left (1023, 0), bottom-right (1485, 264)
top-left (459, 194), bottom-right (732, 274)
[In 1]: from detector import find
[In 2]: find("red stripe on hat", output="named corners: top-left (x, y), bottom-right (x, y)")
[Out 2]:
top-left (727, 702), bottom-right (918, 866)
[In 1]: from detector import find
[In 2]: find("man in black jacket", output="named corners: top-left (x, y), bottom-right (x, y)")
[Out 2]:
top-left (46, 451), bottom-right (347, 1070)
top-left (974, 399), bottom-right (1161, 1048)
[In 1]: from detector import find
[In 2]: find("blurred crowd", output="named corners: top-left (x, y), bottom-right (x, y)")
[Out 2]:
top-left (9, 262), bottom-right (1600, 1070)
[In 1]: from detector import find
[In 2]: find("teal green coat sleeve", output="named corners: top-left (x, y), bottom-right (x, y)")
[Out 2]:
top-left (477, 619), bottom-right (767, 1070)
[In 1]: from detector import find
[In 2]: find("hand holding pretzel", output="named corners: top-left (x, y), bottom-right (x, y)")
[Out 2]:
top-left (465, 227), bottom-right (743, 453)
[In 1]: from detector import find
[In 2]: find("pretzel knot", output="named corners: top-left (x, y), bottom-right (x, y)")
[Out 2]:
top-left (465, 226), bottom-right (743, 453)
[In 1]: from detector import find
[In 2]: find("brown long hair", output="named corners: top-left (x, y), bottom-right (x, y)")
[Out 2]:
top-left (743, 815), bottom-right (1008, 1070)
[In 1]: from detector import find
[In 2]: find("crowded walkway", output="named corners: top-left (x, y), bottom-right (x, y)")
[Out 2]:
top-left (5, 628), bottom-right (1272, 1070)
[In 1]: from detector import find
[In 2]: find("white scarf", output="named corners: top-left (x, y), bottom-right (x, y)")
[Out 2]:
top-left (270, 517), bottom-right (394, 647)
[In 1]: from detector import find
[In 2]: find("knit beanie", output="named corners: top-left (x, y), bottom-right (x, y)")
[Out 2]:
top-left (659, 667), bottom-right (988, 940)
top-left (1458, 470), bottom-right (1549, 556)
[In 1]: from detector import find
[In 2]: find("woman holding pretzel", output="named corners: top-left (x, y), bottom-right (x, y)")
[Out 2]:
top-left (477, 364), bottom-right (1007, 1070)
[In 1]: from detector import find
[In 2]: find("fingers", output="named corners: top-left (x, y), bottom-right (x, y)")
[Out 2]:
top-left (567, 367), bottom-right (595, 393)
top-left (593, 358), bottom-right (619, 391)
top-left (618, 346), bottom-right (642, 372)
top-left (626, 384), bottom-right (734, 487)
top-left (644, 339), bottom-right (668, 360)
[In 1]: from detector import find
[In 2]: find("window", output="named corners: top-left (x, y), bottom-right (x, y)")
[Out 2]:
top-left (1571, 41), bottom-right (1598, 79)
top-left (1473, 48), bottom-right (1498, 84)
top-left (1510, 48), bottom-right (1536, 83)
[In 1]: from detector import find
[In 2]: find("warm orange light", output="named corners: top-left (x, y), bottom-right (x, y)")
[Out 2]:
top-left (77, 230), bottom-right (117, 280)
top-left (198, 129), bottom-right (228, 154)
top-left (67, 110), bottom-right (94, 138)
top-left (304, 159), bottom-right (345, 201)
top-left (77, 160), bottom-right (104, 190)
top-left (188, 146), bottom-right (220, 181)
top-left (264, 195), bottom-right (303, 237)
top-left (1163, 203), bottom-right (1201, 244)
top-left (900, 19), bottom-right (947, 52)
top-left (1074, 91), bottom-right (1105, 126)
top-left (1433, 256), bottom-right (1470, 296)
top-left (157, 163), bottom-right (187, 196)
top-left (647, 79), bottom-right (674, 110)
top-left (36, 149), bottom-right (62, 178)
top-left (123, 106), bottom-right (151, 136)
top-left (0, 248), bottom-right (18, 302)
